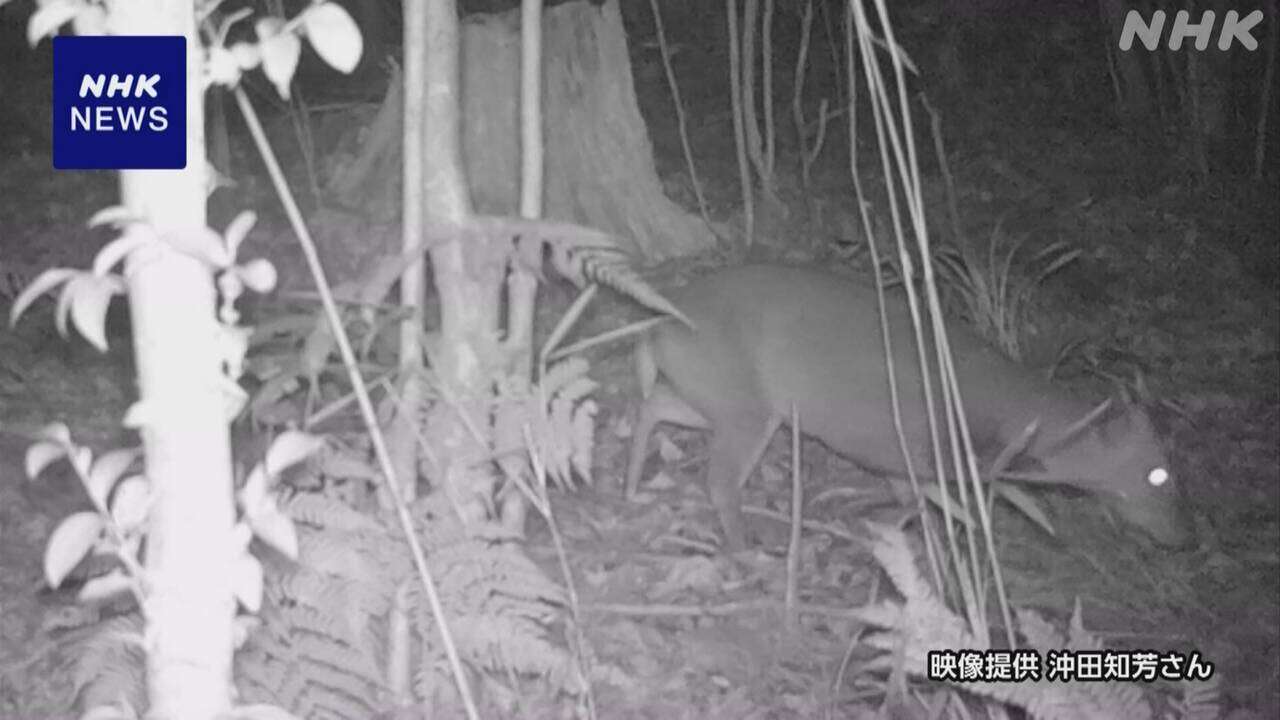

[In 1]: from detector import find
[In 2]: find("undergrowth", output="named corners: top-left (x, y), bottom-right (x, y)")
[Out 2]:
top-left (66, 438), bottom-right (594, 719)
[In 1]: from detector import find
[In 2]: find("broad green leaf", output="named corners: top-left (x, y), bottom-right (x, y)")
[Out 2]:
top-left (26, 0), bottom-right (78, 46)
top-left (109, 476), bottom-right (151, 532)
top-left (256, 18), bottom-right (299, 100)
top-left (264, 430), bottom-right (324, 478)
top-left (223, 210), bottom-right (257, 258)
top-left (78, 568), bottom-right (134, 604)
top-left (87, 448), bottom-right (141, 508)
top-left (236, 258), bottom-right (277, 294)
top-left (44, 511), bottom-right (104, 588)
top-left (9, 267), bottom-right (75, 326)
top-left (249, 503), bottom-right (298, 561)
top-left (25, 440), bottom-right (67, 480)
top-left (302, 2), bottom-right (362, 74)
top-left (231, 552), bottom-right (264, 613)
top-left (69, 273), bottom-right (125, 352)
top-left (92, 228), bottom-right (155, 276)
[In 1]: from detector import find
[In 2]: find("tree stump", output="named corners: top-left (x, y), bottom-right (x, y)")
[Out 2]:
top-left (329, 0), bottom-right (713, 261)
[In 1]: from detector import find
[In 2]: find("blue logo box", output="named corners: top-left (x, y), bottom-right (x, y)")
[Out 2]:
top-left (52, 36), bottom-right (186, 170)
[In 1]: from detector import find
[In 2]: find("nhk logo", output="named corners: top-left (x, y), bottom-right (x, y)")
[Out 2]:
top-left (1119, 9), bottom-right (1264, 52)
top-left (53, 36), bottom-right (186, 170)
top-left (72, 73), bottom-right (170, 133)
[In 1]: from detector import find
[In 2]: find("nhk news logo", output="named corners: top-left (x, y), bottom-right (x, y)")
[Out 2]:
top-left (52, 35), bottom-right (186, 170)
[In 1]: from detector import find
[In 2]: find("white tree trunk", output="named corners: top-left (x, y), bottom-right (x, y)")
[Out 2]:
top-left (113, 2), bottom-right (236, 718)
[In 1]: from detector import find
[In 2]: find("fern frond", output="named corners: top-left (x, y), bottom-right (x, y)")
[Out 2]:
top-left (493, 356), bottom-right (599, 491)
top-left (1173, 675), bottom-right (1220, 720)
top-left (489, 216), bottom-right (692, 327)
top-left (238, 639), bottom-right (383, 720)
top-left (1016, 605), bottom-right (1068, 652)
top-left (295, 531), bottom-right (390, 588)
top-left (451, 615), bottom-right (584, 694)
top-left (284, 493), bottom-right (384, 533)
top-left (855, 525), bottom-right (1161, 720)
top-left (242, 446), bottom-right (583, 717)
top-left (237, 589), bottom-right (389, 717)
top-left (406, 537), bottom-right (581, 698)
top-left (70, 613), bottom-right (146, 715)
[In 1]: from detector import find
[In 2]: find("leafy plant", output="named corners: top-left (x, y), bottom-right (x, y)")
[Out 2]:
top-left (935, 221), bottom-right (1080, 362)
top-left (234, 460), bottom-right (588, 718)
top-left (849, 524), bottom-right (1218, 719)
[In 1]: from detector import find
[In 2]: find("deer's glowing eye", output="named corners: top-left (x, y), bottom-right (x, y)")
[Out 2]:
top-left (1147, 467), bottom-right (1170, 487)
